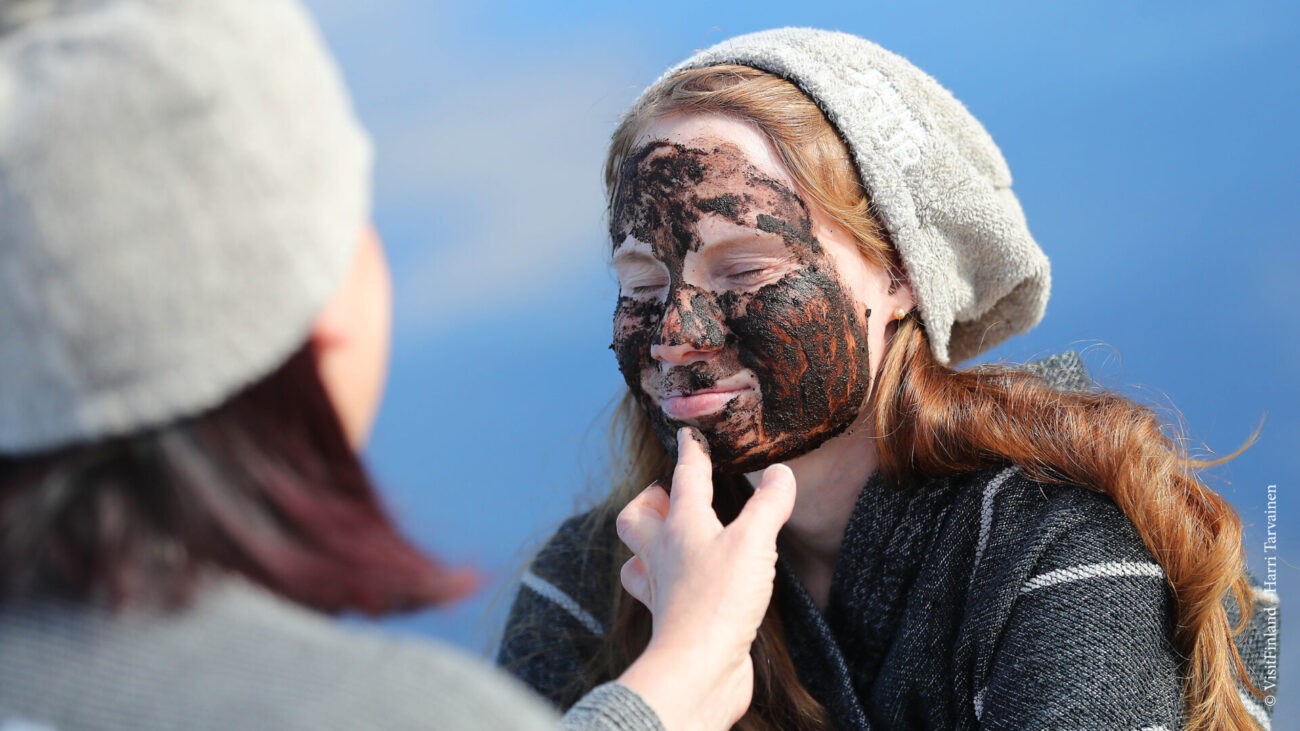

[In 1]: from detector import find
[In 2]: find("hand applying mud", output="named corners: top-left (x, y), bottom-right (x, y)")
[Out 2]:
top-left (612, 427), bottom-right (797, 730)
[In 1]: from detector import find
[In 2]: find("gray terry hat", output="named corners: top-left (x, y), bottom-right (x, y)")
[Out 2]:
top-left (0, 0), bottom-right (372, 454)
top-left (631, 28), bottom-right (1051, 366)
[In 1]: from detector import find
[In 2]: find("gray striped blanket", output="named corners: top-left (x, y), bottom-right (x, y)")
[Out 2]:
top-left (498, 351), bottom-right (1279, 729)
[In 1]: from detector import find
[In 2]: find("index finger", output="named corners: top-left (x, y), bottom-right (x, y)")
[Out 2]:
top-left (669, 426), bottom-right (713, 514)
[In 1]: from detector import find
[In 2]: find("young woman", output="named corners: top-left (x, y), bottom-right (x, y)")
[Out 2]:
top-left (0, 3), bottom-right (796, 729)
top-left (499, 29), bottom-right (1278, 730)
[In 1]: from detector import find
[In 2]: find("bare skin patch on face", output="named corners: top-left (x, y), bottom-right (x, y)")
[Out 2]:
top-left (611, 139), bottom-right (871, 474)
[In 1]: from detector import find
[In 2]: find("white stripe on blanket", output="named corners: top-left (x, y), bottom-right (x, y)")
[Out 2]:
top-left (969, 465), bottom-right (1021, 593)
top-left (521, 570), bottom-right (605, 636)
top-left (1240, 687), bottom-right (1272, 730)
top-left (1020, 561), bottom-right (1165, 595)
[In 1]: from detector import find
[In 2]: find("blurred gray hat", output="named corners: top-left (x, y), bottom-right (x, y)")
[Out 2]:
top-left (0, 0), bottom-right (372, 453)
top-left (631, 27), bottom-right (1051, 366)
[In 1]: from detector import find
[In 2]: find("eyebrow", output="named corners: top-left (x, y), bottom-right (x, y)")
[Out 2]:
top-left (696, 220), bottom-right (792, 252)
top-left (708, 229), bottom-right (782, 247)
top-left (611, 246), bottom-right (657, 264)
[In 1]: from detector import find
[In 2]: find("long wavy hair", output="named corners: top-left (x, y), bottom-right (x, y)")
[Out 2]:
top-left (582, 65), bottom-right (1266, 730)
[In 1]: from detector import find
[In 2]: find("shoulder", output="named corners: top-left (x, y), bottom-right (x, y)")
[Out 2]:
top-left (963, 464), bottom-right (1159, 580)
top-left (957, 468), bottom-right (1186, 726)
top-left (210, 580), bottom-right (558, 716)
top-left (531, 509), bottom-right (620, 582)
top-left (516, 508), bottom-right (621, 637)
top-left (986, 471), bottom-right (1278, 726)
top-left (0, 579), bottom-right (560, 731)
top-left (497, 508), bottom-right (622, 709)
top-left (960, 463), bottom-right (1174, 653)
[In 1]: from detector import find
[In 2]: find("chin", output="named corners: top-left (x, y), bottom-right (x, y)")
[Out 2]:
top-left (669, 428), bottom-right (842, 476)
top-left (710, 442), bottom-right (800, 475)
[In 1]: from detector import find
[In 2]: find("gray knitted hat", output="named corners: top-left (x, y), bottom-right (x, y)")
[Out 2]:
top-left (0, 0), bottom-right (372, 454)
top-left (630, 28), bottom-right (1051, 366)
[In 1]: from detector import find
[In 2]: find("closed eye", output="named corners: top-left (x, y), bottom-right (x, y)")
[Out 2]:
top-left (613, 247), bottom-right (669, 299)
top-left (619, 272), bottom-right (669, 298)
top-left (729, 267), bottom-right (773, 285)
top-left (718, 254), bottom-right (793, 288)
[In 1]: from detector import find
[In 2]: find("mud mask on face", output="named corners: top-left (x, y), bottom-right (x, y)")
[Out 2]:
top-left (610, 139), bottom-right (873, 474)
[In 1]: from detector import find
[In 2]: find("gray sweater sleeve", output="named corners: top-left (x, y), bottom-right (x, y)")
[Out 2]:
top-left (0, 577), bottom-right (665, 731)
top-left (560, 683), bottom-right (665, 731)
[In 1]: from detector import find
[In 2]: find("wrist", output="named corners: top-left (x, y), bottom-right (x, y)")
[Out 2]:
top-left (617, 646), bottom-right (689, 727)
top-left (616, 641), bottom-right (747, 731)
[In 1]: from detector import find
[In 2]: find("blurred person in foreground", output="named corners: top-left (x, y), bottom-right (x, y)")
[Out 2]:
top-left (0, 2), bottom-right (795, 729)
top-left (498, 29), bottom-right (1278, 730)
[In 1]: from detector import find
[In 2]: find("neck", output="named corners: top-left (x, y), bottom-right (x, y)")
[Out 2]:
top-left (746, 415), bottom-right (879, 608)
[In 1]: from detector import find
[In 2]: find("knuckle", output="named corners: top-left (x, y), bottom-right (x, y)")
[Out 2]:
top-left (615, 511), bottom-right (640, 544)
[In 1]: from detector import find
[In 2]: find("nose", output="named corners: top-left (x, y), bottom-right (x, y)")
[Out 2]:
top-left (651, 285), bottom-right (726, 365)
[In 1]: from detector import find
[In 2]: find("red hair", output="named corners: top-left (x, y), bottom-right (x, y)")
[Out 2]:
top-left (0, 341), bottom-right (475, 614)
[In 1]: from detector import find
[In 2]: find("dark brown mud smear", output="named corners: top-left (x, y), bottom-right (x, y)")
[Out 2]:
top-left (611, 138), bottom-right (873, 473)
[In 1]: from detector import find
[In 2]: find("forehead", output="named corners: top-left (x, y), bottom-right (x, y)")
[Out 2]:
top-left (630, 113), bottom-right (795, 189)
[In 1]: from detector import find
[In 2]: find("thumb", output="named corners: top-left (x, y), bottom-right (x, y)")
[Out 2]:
top-left (732, 463), bottom-right (796, 544)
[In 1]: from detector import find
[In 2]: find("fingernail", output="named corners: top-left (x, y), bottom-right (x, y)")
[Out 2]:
top-left (676, 426), bottom-right (709, 456)
top-left (758, 463), bottom-right (794, 491)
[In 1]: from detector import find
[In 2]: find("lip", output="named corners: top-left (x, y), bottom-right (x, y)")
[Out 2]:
top-left (660, 385), bottom-right (749, 421)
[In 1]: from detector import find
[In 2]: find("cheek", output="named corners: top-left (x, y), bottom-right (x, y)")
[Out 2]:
top-left (726, 266), bottom-right (871, 427)
top-left (612, 297), bottom-right (660, 383)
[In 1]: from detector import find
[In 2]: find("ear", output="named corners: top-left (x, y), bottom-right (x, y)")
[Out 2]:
top-left (310, 293), bottom-right (349, 350)
top-left (883, 267), bottom-right (917, 316)
top-left (309, 225), bottom-right (382, 352)
top-left (894, 280), bottom-right (917, 314)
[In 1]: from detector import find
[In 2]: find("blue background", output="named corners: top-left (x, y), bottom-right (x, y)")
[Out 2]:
top-left (304, 1), bottom-right (1297, 724)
